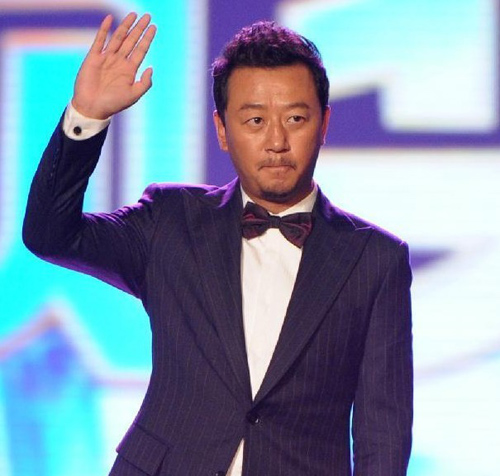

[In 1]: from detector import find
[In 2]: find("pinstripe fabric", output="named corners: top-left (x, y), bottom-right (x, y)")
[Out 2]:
top-left (23, 121), bottom-right (413, 476)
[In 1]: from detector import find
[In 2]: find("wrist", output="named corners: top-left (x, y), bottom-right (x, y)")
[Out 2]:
top-left (70, 98), bottom-right (111, 121)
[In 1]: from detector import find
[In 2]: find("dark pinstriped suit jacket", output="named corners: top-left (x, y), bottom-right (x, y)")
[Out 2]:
top-left (23, 121), bottom-right (413, 476)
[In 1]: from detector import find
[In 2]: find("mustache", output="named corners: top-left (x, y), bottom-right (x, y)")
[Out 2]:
top-left (257, 157), bottom-right (296, 169)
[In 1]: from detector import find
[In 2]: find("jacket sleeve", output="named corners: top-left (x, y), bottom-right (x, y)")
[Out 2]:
top-left (352, 241), bottom-right (413, 476)
top-left (22, 116), bottom-right (158, 298)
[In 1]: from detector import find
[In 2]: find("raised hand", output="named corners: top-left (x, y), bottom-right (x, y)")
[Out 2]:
top-left (72, 12), bottom-right (157, 120)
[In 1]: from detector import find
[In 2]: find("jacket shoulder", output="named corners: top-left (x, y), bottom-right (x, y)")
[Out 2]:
top-left (140, 180), bottom-right (238, 209)
top-left (318, 190), bottom-right (407, 250)
top-left (345, 210), bottom-right (406, 247)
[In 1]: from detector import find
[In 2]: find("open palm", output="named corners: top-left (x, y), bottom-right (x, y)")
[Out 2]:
top-left (72, 12), bottom-right (156, 119)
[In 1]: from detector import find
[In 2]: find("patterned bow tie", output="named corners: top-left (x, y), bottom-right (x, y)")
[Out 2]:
top-left (241, 201), bottom-right (313, 248)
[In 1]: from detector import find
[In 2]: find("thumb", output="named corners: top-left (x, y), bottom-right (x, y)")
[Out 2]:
top-left (134, 67), bottom-right (153, 98)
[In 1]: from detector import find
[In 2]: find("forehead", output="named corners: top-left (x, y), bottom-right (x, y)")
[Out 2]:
top-left (226, 64), bottom-right (319, 109)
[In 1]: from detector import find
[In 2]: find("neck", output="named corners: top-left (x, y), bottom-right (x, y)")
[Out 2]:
top-left (250, 198), bottom-right (299, 214)
top-left (242, 184), bottom-right (315, 214)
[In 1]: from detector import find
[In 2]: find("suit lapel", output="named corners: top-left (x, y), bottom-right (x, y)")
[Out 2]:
top-left (182, 180), bottom-right (252, 404)
top-left (254, 191), bottom-right (373, 403)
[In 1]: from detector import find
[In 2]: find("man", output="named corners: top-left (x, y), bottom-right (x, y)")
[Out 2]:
top-left (23, 12), bottom-right (413, 476)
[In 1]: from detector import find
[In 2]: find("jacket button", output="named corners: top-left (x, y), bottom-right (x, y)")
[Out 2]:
top-left (215, 472), bottom-right (226, 476)
top-left (246, 410), bottom-right (261, 425)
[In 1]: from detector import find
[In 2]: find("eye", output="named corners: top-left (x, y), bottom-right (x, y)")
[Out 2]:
top-left (246, 117), bottom-right (264, 125)
top-left (288, 115), bottom-right (305, 124)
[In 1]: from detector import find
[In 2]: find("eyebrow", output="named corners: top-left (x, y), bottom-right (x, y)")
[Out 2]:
top-left (237, 102), bottom-right (311, 113)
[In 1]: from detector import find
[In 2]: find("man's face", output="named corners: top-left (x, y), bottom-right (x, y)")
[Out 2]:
top-left (213, 63), bottom-right (330, 213)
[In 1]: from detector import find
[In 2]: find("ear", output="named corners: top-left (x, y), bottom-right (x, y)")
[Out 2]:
top-left (213, 110), bottom-right (228, 151)
top-left (320, 106), bottom-right (331, 146)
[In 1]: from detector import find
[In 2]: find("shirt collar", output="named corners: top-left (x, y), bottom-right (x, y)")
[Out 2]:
top-left (240, 183), bottom-right (318, 217)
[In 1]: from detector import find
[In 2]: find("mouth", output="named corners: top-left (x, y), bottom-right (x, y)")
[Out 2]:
top-left (261, 164), bottom-right (294, 174)
top-left (258, 159), bottom-right (296, 172)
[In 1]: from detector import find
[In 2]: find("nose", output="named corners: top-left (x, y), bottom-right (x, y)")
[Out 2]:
top-left (265, 121), bottom-right (290, 154)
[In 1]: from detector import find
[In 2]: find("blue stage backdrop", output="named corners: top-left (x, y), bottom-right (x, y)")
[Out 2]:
top-left (0, 1), bottom-right (499, 475)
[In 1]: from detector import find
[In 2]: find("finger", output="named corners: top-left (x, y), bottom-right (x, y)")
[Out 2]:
top-left (118, 13), bottom-right (152, 58)
top-left (105, 12), bottom-right (138, 54)
top-left (89, 14), bottom-right (113, 54)
top-left (129, 24), bottom-right (157, 68)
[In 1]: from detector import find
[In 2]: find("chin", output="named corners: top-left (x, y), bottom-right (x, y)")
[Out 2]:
top-left (260, 187), bottom-right (297, 203)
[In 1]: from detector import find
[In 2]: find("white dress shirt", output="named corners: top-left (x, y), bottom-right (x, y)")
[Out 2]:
top-left (62, 104), bottom-right (317, 476)
top-left (228, 187), bottom-right (317, 476)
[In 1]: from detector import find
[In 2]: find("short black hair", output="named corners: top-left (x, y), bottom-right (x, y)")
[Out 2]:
top-left (212, 21), bottom-right (329, 124)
